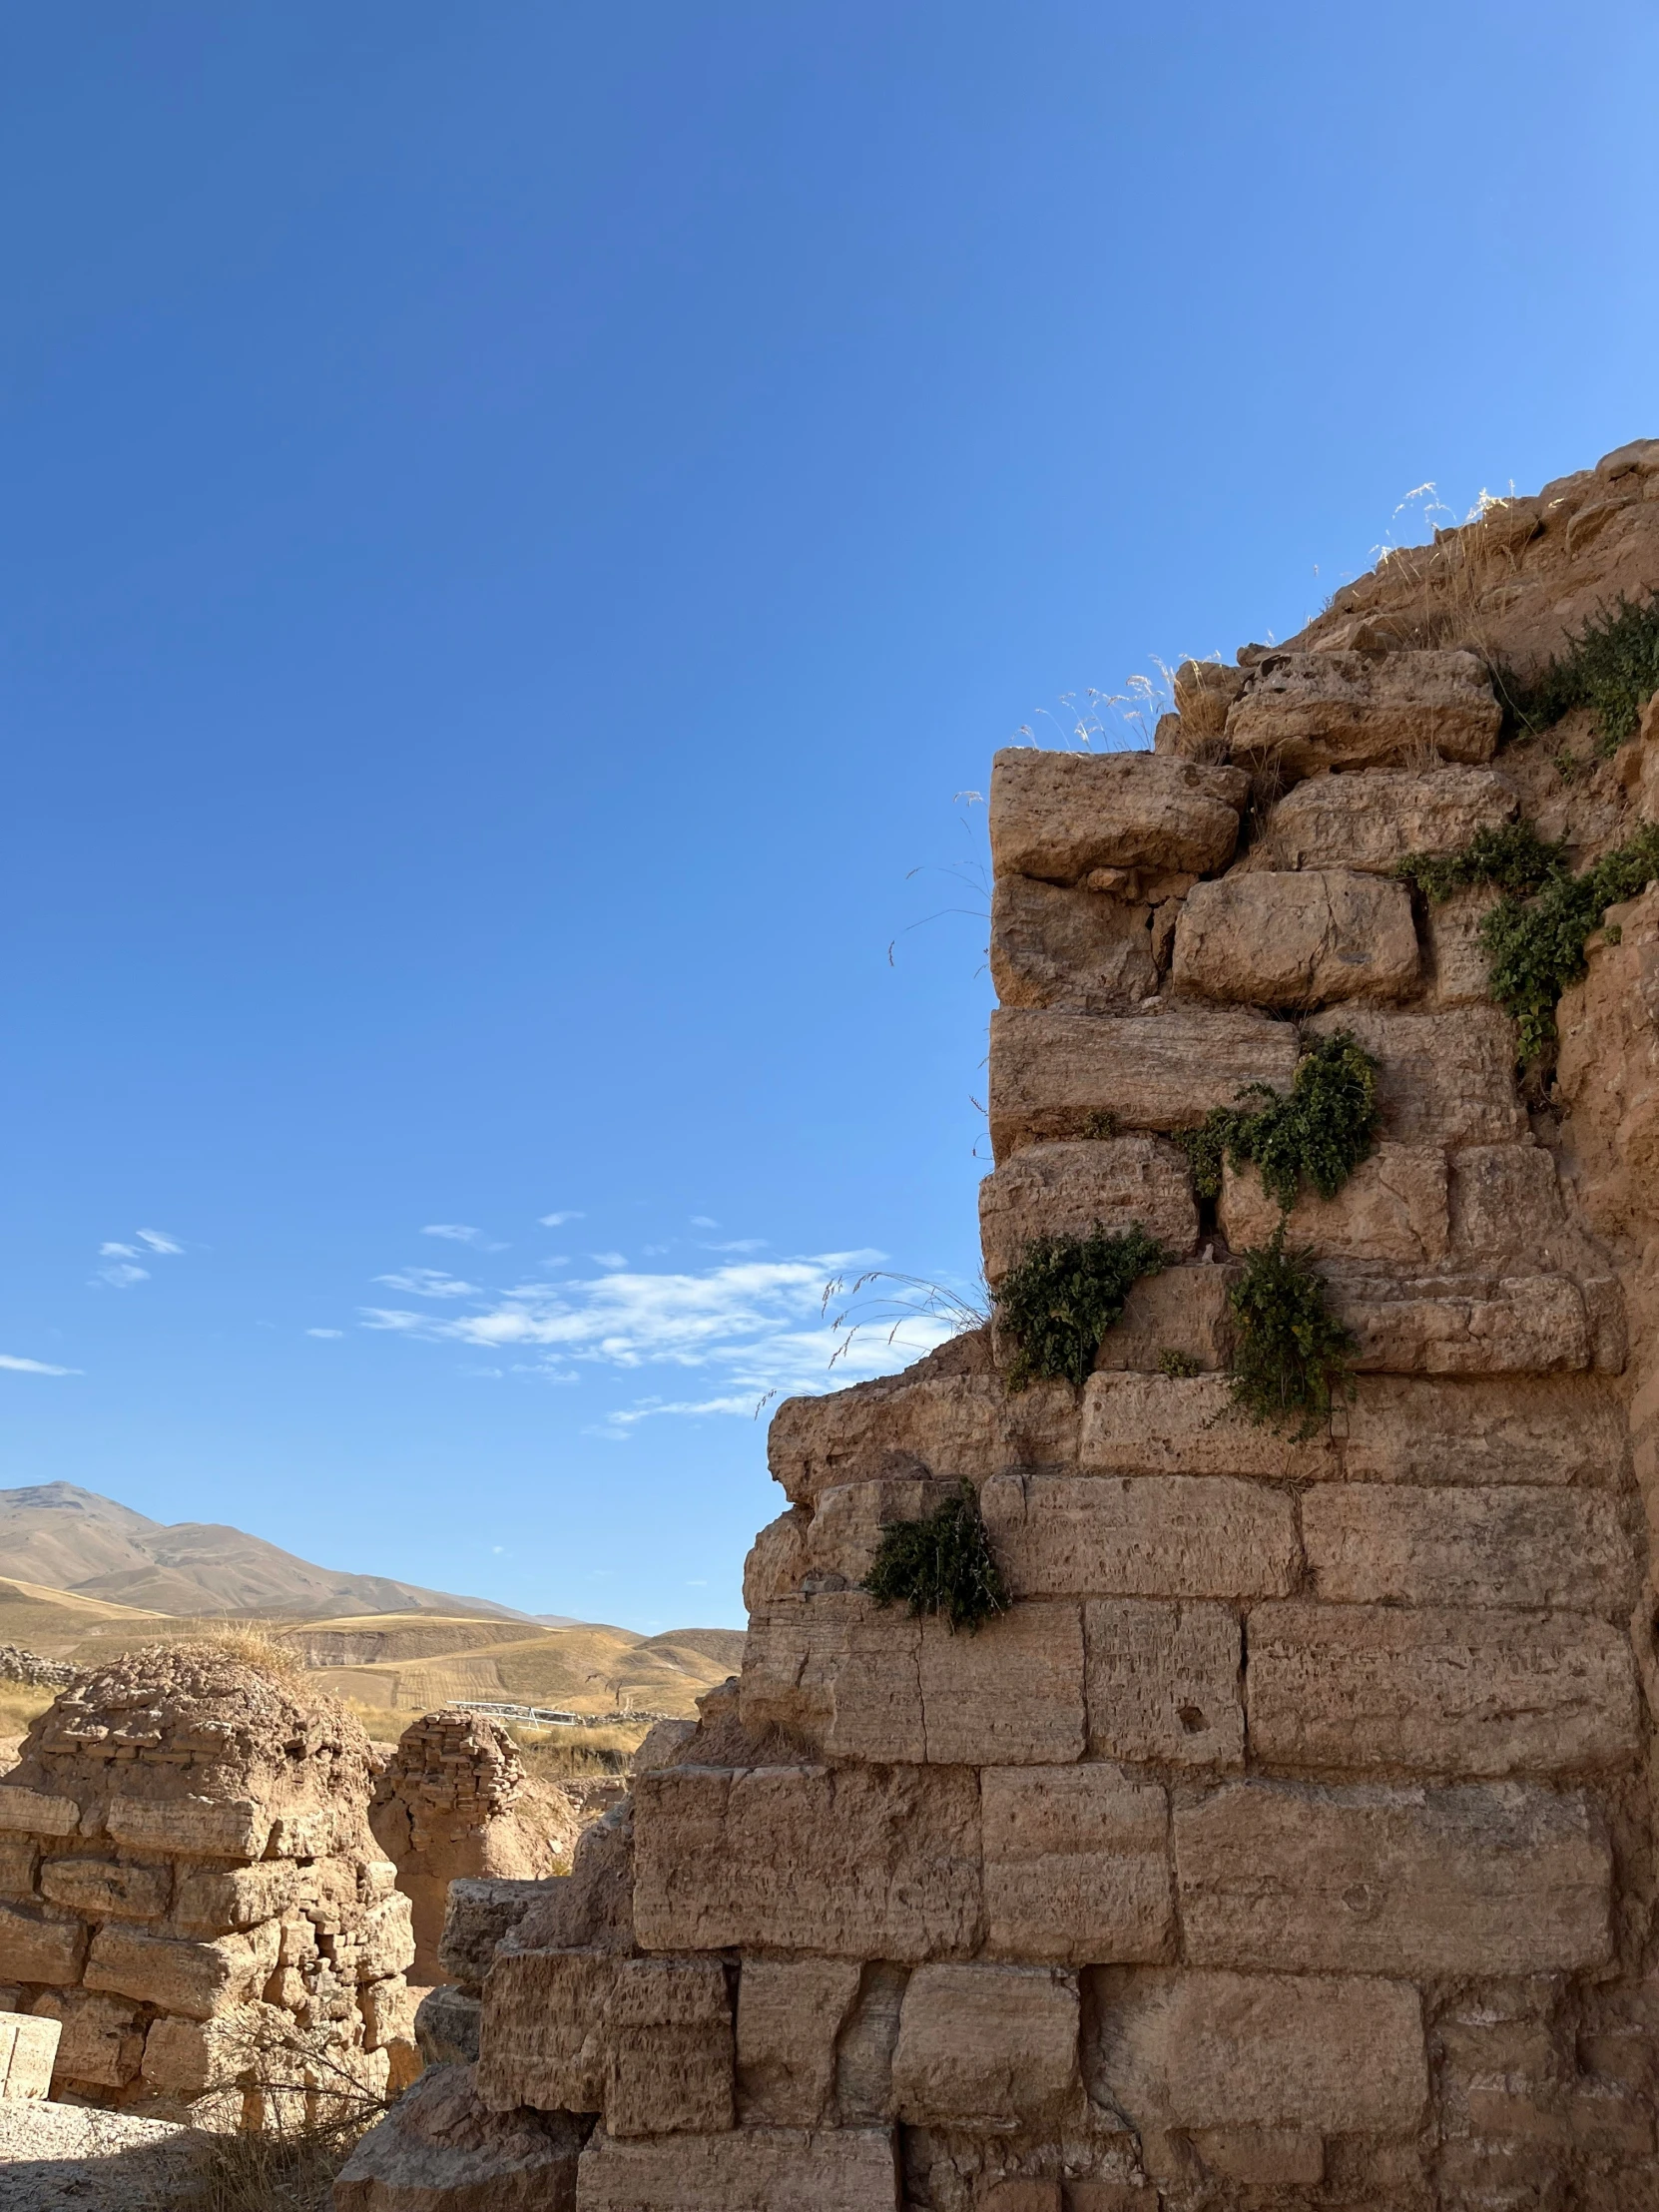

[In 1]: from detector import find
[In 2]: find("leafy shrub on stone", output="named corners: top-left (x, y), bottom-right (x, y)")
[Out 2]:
top-left (1480, 824), bottom-right (1659, 1061)
top-left (1226, 1227), bottom-right (1356, 1438)
top-left (994, 1223), bottom-right (1169, 1390)
top-left (1174, 1031), bottom-right (1381, 1215)
top-left (862, 1479), bottom-right (1009, 1634)
top-left (1509, 588), bottom-right (1659, 754)
top-left (1394, 821), bottom-right (1564, 905)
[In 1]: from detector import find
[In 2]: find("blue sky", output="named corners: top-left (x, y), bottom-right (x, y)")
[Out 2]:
top-left (4, 3), bottom-right (1656, 1630)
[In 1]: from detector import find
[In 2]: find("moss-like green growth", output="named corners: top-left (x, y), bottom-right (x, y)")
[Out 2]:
top-left (1480, 825), bottom-right (1659, 1060)
top-left (862, 1478), bottom-right (1009, 1634)
top-left (1156, 1348), bottom-right (1203, 1379)
top-left (1394, 821), bottom-right (1564, 905)
top-left (1226, 1227), bottom-right (1356, 1438)
top-left (1509, 589), bottom-right (1659, 755)
top-left (1174, 1032), bottom-right (1381, 1215)
top-left (994, 1223), bottom-right (1168, 1391)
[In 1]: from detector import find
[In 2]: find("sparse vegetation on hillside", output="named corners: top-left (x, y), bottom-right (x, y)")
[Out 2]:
top-left (1174, 1031), bottom-right (1381, 1214)
top-left (995, 1224), bottom-right (1168, 1389)
top-left (863, 1479), bottom-right (1009, 1634)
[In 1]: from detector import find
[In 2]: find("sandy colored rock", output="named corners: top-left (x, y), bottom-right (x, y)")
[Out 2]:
top-left (0, 1904), bottom-right (85, 1987)
top-left (1084, 1599), bottom-right (1243, 1770)
top-left (573, 2124), bottom-right (900, 2212)
top-left (989, 1005), bottom-right (1300, 1153)
top-left (977, 1138), bottom-right (1197, 1285)
top-left (1258, 764), bottom-right (1518, 871)
top-left (1172, 660), bottom-right (1248, 737)
top-left (1449, 1143), bottom-right (1564, 1255)
top-left (1089, 1967), bottom-right (1426, 2132)
top-left (792, 1476), bottom-right (958, 1593)
top-left (632, 1764), bottom-right (981, 1960)
top-left (0, 1790), bottom-right (77, 1839)
top-left (1302, 1003), bottom-right (1526, 1145)
top-left (1080, 1371), bottom-right (1334, 1477)
top-left (171, 1860), bottom-right (299, 1933)
top-left (1219, 1145), bottom-right (1450, 1267)
top-left (1423, 883), bottom-right (1501, 1004)
top-left (437, 1878), bottom-right (554, 1996)
top-left (982, 1471), bottom-right (1299, 1600)
top-left (989, 749), bottom-right (1247, 884)
top-left (1174, 1781), bottom-right (1612, 1976)
top-left (27, 1989), bottom-right (140, 2090)
top-left (475, 1947), bottom-right (615, 2114)
top-left (1246, 1602), bottom-right (1640, 1777)
top-left (84, 1922), bottom-right (278, 2020)
top-left (1301, 1484), bottom-right (1634, 1612)
top-left (1173, 868), bottom-right (1418, 1009)
top-left (1224, 648), bottom-right (1501, 776)
top-left (37, 1856), bottom-right (170, 1922)
top-left (1330, 1269), bottom-right (1591, 1374)
top-left (891, 1964), bottom-right (1079, 2128)
top-left (989, 876), bottom-right (1158, 1011)
top-left (602, 1956), bottom-right (732, 2138)
top-left (1340, 1373), bottom-right (1625, 1483)
top-left (0, 2010), bottom-right (59, 2099)
top-left (415, 1984), bottom-right (481, 2069)
top-left (981, 1765), bottom-right (1170, 1964)
top-left (736, 1958), bottom-right (861, 2126)
top-left (334, 2061), bottom-right (588, 2212)
top-left (1191, 2129), bottom-right (1324, 2187)
top-left (1089, 1264), bottom-right (1234, 1374)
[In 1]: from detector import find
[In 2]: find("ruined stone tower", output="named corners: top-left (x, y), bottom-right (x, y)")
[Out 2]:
top-left (342, 440), bottom-right (1659, 2210)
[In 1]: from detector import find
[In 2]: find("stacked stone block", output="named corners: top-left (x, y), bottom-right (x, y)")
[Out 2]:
top-left (0, 1645), bottom-right (418, 2127)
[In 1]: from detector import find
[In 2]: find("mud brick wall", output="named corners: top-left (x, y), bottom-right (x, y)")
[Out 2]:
top-left (343, 442), bottom-right (1659, 2212)
top-left (0, 1646), bottom-right (418, 2129)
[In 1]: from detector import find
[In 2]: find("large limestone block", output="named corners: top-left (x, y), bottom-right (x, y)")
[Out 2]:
top-left (767, 1335), bottom-right (1078, 1508)
top-left (736, 1959), bottom-right (861, 2127)
top-left (1219, 1146), bottom-right (1449, 1267)
top-left (1258, 765), bottom-right (1518, 872)
top-left (1246, 1602), bottom-right (1641, 1777)
top-left (1340, 1374), bottom-right (1625, 1485)
top-left (603, 1957), bottom-right (733, 2139)
top-left (0, 1903), bottom-right (86, 1986)
top-left (978, 1139), bottom-right (1198, 1286)
top-left (891, 1964), bottom-right (1080, 2128)
top-left (1089, 1265), bottom-right (1234, 1374)
top-left (981, 1765), bottom-right (1170, 1964)
top-left (794, 1477), bottom-right (956, 1592)
top-left (0, 1789), bottom-right (77, 1838)
top-left (415, 1985), bottom-right (481, 2070)
top-left (39, 1856), bottom-right (170, 1921)
top-left (1448, 1143), bottom-right (1564, 1255)
top-left (0, 2012), bottom-right (60, 2100)
top-left (334, 2062), bottom-right (589, 2212)
top-left (989, 1007), bottom-right (1299, 1153)
top-left (438, 1877), bottom-right (553, 1996)
top-left (989, 876), bottom-right (1158, 1011)
top-left (1329, 1270), bottom-right (1590, 1374)
top-left (1424, 884), bottom-right (1501, 1004)
top-left (1080, 1372), bottom-right (1334, 1479)
top-left (574, 2125), bottom-right (900, 2212)
top-left (84, 1923), bottom-right (278, 2021)
top-left (172, 1860), bottom-right (299, 1934)
top-left (918, 1604), bottom-right (1085, 1766)
top-left (105, 1795), bottom-right (271, 1861)
top-left (1174, 1781), bottom-right (1613, 1975)
top-left (30, 1990), bottom-right (142, 2091)
top-left (1089, 1968), bottom-right (1426, 2132)
top-left (1302, 1005), bottom-right (1526, 1146)
top-left (982, 1471), bottom-right (1300, 1601)
top-left (1301, 1484), bottom-right (1635, 1613)
top-left (1224, 649), bottom-right (1501, 775)
top-left (989, 749), bottom-right (1248, 884)
top-left (633, 1765), bottom-right (981, 1960)
top-left (1085, 1600), bottom-right (1244, 1770)
top-left (1172, 870), bottom-right (1418, 1010)
top-left (475, 1947), bottom-right (615, 2114)
top-left (141, 2006), bottom-right (268, 2098)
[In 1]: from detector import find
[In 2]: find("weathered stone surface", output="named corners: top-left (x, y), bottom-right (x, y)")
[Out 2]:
top-left (1340, 1374), bottom-right (1626, 1484)
top-left (1191, 2129), bottom-right (1325, 2187)
top-left (768, 1333), bottom-right (1078, 1508)
top-left (1219, 1145), bottom-right (1450, 1267)
top-left (1085, 1600), bottom-right (1244, 1770)
top-left (0, 2012), bottom-right (59, 2100)
top-left (0, 1789), bottom-right (77, 1839)
top-left (989, 749), bottom-right (1248, 884)
top-left (140, 2006), bottom-right (268, 2098)
top-left (795, 1477), bottom-right (955, 1592)
top-left (1424, 884), bottom-right (1501, 1004)
top-left (633, 1765), bottom-right (981, 1960)
top-left (1224, 649), bottom-right (1501, 776)
top-left (1173, 869), bottom-right (1419, 1010)
top-left (891, 1964), bottom-right (1079, 2128)
top-left (1175, 1782), bottom-right (1613, 1975)
top-left (335, 2062), bottom-right (587, 2212)
top-left (989, 876), bottom-right (1158, 1012)
top-left (989, 1006), bottom-right (1299, 1153)
top-left (38, 1857), bottom-right (170, 1922)
top-left (0, 1904), bottom-right (85, 1987)
top-left (437, 1878), bottom-right (553, 1996)
top-left (603, 1957), bottom-right (732, 2139)
top-left (1173, 660), bottom-right (1248, 737)
top-left (28, 1990), bottom-right (141, 2090)
top-left (83, 1923), bottom-right (278, 2021)
top-left (171, 1860), bottom-right (298, 1934)
top-left (981, 1765), bottom-right (1170, 1964)
top-left (743, 1507), bottom-right (809, 1611)
top-left (1246, 1602), bottom-right (1641, 1777)
top-left (978, 1138), bottom-right (1198, 1286)
top-left (1302, 1005), bottom-right (1526, 1145)
top-left (1090, 1265), bottom-right (1234, 1374)
top-left (1080, 1372), bottom-right (1334, 1478)
top-left (741, 1596), bottom-right (1086, 1766)
top-left (415, 1985), bottom-right (481, 2070)
top-left (1449, 1143), bottom-right (1564, 1254)
top-left (1301, 1484), bottom-right (1634, 1612)
top-left (475, 1949), bottom-right (617, 2115)
top-left (1089, 1967), bottom-right (1426, 2132)
top-left (982, 1471), bottom-right (1300, 1600)
top-left (1258, 765), bottom-right (1518, 872)
top-left (735, 1959), bottom-right (861, 2127)
top-left (1330, 1269), bottom-right (1591, 1374)
top-left (574, 2124), bottom-right (900, 2212)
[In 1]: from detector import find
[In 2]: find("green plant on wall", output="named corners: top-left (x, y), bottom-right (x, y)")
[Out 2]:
top-left (862, 1479), bottom-right (1010, 1634)
top-left (1225, 1225), bottom-right (1357, 1438)
top-left (1394, 822), bottom-right (1564, 906)
top-left (1174, 1030), bottom-right (1381, 1213)
top-left (993, 1223), bottom-right (1168, 1391)
top-left (1503, 589), bottom-right (1659, 755)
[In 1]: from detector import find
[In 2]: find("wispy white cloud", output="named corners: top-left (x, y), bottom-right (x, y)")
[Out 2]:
top-left (690, 1216), bottom-right (718, 1228)
top-left (305, 1328), bottom-right (343, 1340)
top-left (95, 1263), bottom-right (150, 1290)
top-left (589, 1250), bottom-right (628, 1269)
top-left (538, 1211), bottom-right (584, 1227)
top-left (0, 1354), bottom-right (80, 1377)
top-left (373, 1267), bottom-right (479, 1300)
top-left (136, 1229), bottom-right (183, 1255)
top-left (99, 1242), bottom-right (141, 1258)
top-left (421, 1224), bottom-right (505, 1250)
top-left (704, 1238), bottom-right (767, 1254)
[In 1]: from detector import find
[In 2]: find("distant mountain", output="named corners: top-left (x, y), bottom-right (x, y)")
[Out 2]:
top-left (0, 1484), bottom-right (533, 1623)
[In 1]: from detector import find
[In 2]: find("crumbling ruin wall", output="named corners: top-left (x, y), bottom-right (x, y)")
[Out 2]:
top-left (342, 440), bottom-right (1659, 2211)
top-left (0, 1645), bottom-right (418, 2127)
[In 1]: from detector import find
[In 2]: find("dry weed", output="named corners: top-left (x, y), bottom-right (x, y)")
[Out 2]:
top-left (189, 1621), bottom-right (312, 1689)
top-left (511, 1720), bottom-right (646, 1778)
top-left (176, 2121), bottom-right (356, 2212)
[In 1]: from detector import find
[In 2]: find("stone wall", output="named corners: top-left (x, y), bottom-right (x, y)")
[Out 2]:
top-left (341, 440), bottom-right (1659, 2210)
top-left (0, 1645), bottom-right (418, 2128)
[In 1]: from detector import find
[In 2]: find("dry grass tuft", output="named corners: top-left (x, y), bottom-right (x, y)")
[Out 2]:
top-left (0, 1682), bottom-right (57, 1738)
top-left (511, 1719), bottom-right (648, 1778)
top-left (176, 2122), bottom-right (356, 2212)
top-left (188, 1621), bottom-right (312, 1690)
